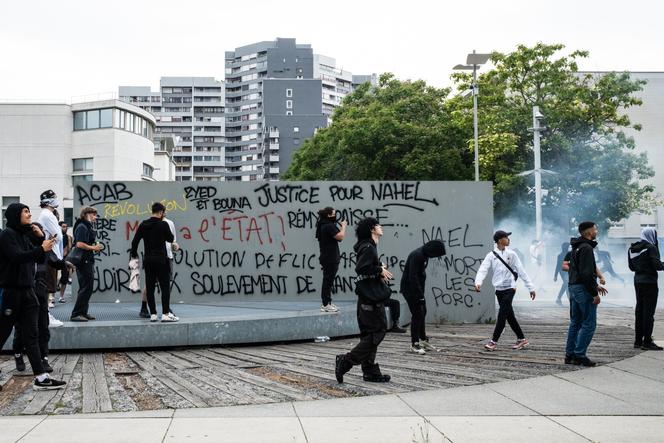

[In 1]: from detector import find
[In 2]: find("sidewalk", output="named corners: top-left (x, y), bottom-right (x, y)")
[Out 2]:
top-left (2, 350), bottom-right (663, 442)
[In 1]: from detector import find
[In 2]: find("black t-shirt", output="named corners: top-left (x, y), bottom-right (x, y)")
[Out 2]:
top-left (318, 222), bottom-right (341, 264)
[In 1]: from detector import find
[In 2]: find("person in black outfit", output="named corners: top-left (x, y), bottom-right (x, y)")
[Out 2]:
top-left (554, 242), bottom-right (571, 306)
top-left (596, 249), bottom-right (625, 284)
top-left (0, 203), bottom-right (66, 390)
top-left (384, 298), bottom-right (407, 333)
top-left (335, 217), bottom-right (392, 384)
top-left (70, 206), bottom-right (103, 322)
top-left (628, 227), bottom-right (663, 350)
top-left (400, 240), bottom-right (446, 353)
top-left (315, 207), bottom-right (347, 312)
top-left (131, 202), bottom-right (177, 322)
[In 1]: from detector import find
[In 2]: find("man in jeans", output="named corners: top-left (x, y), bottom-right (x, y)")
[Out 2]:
top-left (475, 230), bottom-right (536, 351)
top-left (566, 221), bottom-right (608, 367)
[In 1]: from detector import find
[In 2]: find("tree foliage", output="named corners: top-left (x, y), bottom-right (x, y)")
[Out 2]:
top-left (284, 43), bottom-right (654, 228)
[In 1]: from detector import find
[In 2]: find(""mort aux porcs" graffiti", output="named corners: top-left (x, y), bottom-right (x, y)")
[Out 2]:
top-left (74, 181), bottom-right (494, 323)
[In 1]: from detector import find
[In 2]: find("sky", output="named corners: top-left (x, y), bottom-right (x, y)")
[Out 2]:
top-left (0, 0), bottom-right (662, 101)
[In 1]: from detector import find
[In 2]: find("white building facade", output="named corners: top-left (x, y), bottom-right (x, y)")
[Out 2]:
top-left (0, 100), bottom-right (159, 226)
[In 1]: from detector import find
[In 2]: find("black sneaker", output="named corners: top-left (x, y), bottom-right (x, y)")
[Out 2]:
top-left (139, 309), bottom-right (150, 319)
top-left (70, 315), bottom-right (88, 322)
top-left (15, 354), bottom-right (26, 372)
top-left (363, 373), bottom-right (391, 383)
top-left (389, 326), bottom-right (408, 333)
top-left (573, 356), bottom-right (597, 367)
top-left (335, 354), bottom-right (352, 383)
top-left (634, 343), bottom-right (643, 349)
top-left (42, 359), bottom-right (53, 373)
top-left (33, 377), bottom-right (66, 391)
top-left (642, 342), bottom-right (663, 351)
top-left (564, 354), bottom-right (574, 364)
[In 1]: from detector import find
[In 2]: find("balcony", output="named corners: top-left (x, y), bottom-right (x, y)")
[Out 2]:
top-left (268, 129), bottom-right (279, 138)
top-left (269, 155), bottom-right (279, 162)
top-left (269, 142), bottom-right (280, 151)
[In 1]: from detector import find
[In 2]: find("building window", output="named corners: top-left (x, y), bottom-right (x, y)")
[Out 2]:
top-left (72, 174), bottom-right (93, 187)
top-left (100, 109), bottom-right (112, 128)
top-left (1, 196), bottom-right (20, 229)
top-left (286, 100), bottom-right (293, 109)
top-left (293, 126), bottom-right (300, 133)
top-left (286, 111), bottom-right (293, 116)
top-left (74, 108), bottom-right (121, 131)
top-left (286, 89), bottom-right (293, 98)
top-left (74, 112), bottom-right (86, 130)
top-left (87, 110), bottom-right (100, 129)
top-left (142, 163), bottom-right (154, 178)
top-left (294, 138), bottom-right (300, 145)
top-left (73, 158), bottom-right (93, 172)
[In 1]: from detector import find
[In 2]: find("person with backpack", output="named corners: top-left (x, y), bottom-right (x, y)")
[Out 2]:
top-left (475, 230), bottom-right (536, 351)
top-left (628, 227), bottom-right (663, 350)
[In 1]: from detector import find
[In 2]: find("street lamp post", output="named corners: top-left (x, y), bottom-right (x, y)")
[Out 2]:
top-left (532, 106), bottom-right (544, 241)
top-left (454, 50), bottom-right (491, 182)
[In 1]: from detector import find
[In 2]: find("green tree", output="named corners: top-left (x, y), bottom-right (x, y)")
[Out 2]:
top-left (285, 43), bottom-right (654, 228)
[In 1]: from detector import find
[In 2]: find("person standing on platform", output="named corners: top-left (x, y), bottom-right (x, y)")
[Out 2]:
top-left (131, 203), bottom-right (177, 322)
top-left (315, 207), bottom-right (347, 313)
top-left (70, 206), bottom-right (103, 322)
top-left (400, 240), bottom-right (446, 354)
top-left (57, 220), bottom-right (73, 304)
top-left (628, 227), bottom-right (663, 350)
top-left (475, 230), bottom-right (536, 351)
top-left (335, 217), bottom-right (392, 384)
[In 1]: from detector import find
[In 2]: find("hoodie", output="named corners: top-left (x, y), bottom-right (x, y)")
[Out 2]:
top-left (628, 228), bottom-right (664, 284)
top-left (568, 236), bottom-right (599, 296)
top-left (0, 203), bottom-right (45, 288)
top-left (400, 240), bottom-right (446, 300)
top-left (316, 218), bottom-right (341, 264)
top-left (354, 238), bottom-right (383, 278)
top-left (130, 216), bottom-right (175, 266)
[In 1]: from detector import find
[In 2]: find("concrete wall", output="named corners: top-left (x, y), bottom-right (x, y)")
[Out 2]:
top-left (75, 180), bottom-right (495, 324)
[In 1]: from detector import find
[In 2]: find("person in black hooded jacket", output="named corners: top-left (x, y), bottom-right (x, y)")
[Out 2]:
top-left (335, 217), bottom-right (392, 384)
top-left (0, 203), bottom-right (66, 390)
top-left (628, 227), bottom-right (663, 350)
top-left (401, 240), bottom-right (445, 354)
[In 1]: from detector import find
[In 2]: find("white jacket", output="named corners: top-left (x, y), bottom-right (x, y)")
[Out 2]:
top-left (475, 247), bottom-right (535, 292)
top-left (38, 209), bottom-right (63, 260)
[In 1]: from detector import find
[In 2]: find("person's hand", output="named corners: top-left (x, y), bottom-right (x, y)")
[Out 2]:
top-left (93, 243), bottom-right (104, 252)
top-left (32, 224), bottom-right (44, 238)
top-left (340, 219), bottom-right (348, 228)
top-left (41, 238), bottom-right (55, 252)
top-left (65, 261), bottom-right (76, 272)
top-left (598, 286), bottom-right (608, 296)
top-left (381, 266), bottom-right (393, 280)
top-left (593, 295), bottom-right (601, 305)
top-left (172, 242), bottom-right (180, 252)
top-left (530, 291), bottom-right (536, 300)
top-left (599, 277), bottom-right (606, 285)
top-left (475, 284), bottom-right (481, 292)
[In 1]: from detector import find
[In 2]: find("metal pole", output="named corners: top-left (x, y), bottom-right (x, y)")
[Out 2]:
top-left (472, 65), bottom-right (479, 182)
top-left (533, 106), bottom-right (542, 241)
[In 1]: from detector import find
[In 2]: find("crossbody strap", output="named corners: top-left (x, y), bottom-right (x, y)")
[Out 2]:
top-left (492, 251), bottom-right (518, 281)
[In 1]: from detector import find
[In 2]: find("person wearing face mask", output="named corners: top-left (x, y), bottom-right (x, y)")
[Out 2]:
top-left (0, 203), bottom-right (66, 390)
top-left (315, 207), bottom-right (347, 313)
top-left (628, 227), bottom-right (664, 350)
top-left (131, 202), bottom-right (177, 322)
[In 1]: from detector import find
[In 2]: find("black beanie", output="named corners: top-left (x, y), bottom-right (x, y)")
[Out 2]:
top-left (578, 221), bottom-right (596, 234)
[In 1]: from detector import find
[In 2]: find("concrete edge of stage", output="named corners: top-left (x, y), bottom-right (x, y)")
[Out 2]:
top-left (2, 300), bottom-right (402, 351)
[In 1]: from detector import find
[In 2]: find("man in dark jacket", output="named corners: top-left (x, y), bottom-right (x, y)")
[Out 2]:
top-left (335, 217), bottom-right (392, 384)
top-left (315, 207), bottom-right (347, 313)
top-left (565, 221), bottom-right (608, 367)
top-left (628, 227), bottom-right (663, 350)
top-left (131, 202), bottom-right (177, 322)
top-left (400, 240), bottom-right (445, 354)
top-left (70, 206), bottom-right (103, 322)
top-left (0, 203), bottom-right (66, 390)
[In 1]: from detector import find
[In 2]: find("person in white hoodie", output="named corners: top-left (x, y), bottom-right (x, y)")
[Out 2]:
top-left (475, 230), bottom-right (536, 351)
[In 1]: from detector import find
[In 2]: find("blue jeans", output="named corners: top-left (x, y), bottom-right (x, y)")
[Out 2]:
top-left (565, 284), bottom-right (597, 358)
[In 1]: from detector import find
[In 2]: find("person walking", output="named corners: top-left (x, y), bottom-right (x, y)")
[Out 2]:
top-left (70, 206), bottom-right (103, 322)
top-left (335, 217), bottom-right (392, 383)
top-left (628, 227), bottom-right (663, 350)
top-left (565, 221), bottom-right (608, 367)
top-left (0, 203), bottom-right (66, 390)
top-left (315, 207), bottom-right (347, 313)
top-left (554, 242), bottom-right (571, 306)
top-left (131, 202), bottom-right (177, 322)
top-left (400, 240), bottom-right (446, 354)
top-left (475, 230), bottom-right (536, 351)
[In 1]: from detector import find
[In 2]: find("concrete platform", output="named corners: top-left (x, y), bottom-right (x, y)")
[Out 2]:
top-left (3, 301), bottom-right (399, 351)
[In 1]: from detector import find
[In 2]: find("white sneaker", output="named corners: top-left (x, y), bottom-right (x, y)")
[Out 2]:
top-left (48, 301), bottom-right (55, 309)
top-left (420, 340), bottom-right (439, 352)
top-left (410, 343), bottom-right (426, 355)
top-left (48, 313), bottom-right (63, 328)
top-left (320, 304), bottom-right (339, 313)
top-left (150, 314), bottom-right (158, 322)
top-left (161, 313), bottom-right (179, 322)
